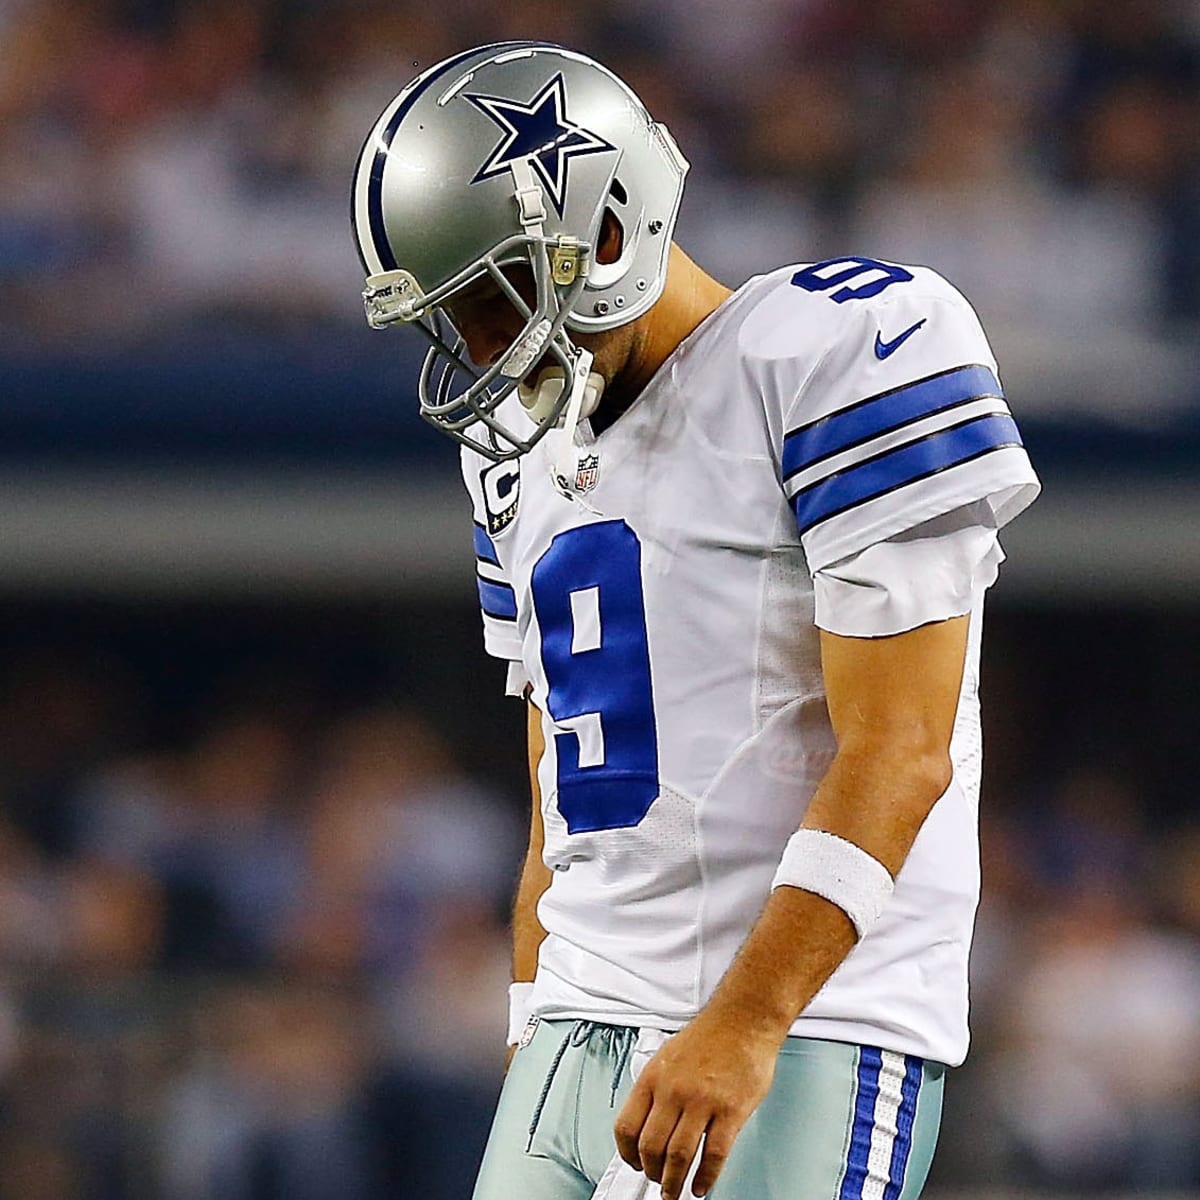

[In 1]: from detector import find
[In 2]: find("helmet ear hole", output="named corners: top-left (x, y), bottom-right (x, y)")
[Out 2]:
top-left (597, 208), bottom-right (625, 265)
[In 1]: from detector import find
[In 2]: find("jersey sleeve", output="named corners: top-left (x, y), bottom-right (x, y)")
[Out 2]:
top-left (780, 276), bottom-right (1040, 576)
top-left (459, 452), bottom-right (524, 666)
top-left (812, 504), bottom-right (1005, 637)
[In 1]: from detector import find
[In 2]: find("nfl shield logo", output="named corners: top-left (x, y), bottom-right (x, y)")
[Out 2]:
top-left (574, 453), bottom-right (600, 494)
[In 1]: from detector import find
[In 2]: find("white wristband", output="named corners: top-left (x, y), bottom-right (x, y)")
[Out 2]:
top-left (771, 829), bottom-right (895, 940)
top-left (507, 982), bottom-right (536, 1046)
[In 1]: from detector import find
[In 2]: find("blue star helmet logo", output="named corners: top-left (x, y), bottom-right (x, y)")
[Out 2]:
top-left (466, 73), bottom-right (616, 217)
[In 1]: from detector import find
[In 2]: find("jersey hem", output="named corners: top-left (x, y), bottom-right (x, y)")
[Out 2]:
top-left (525, 1002), bottom-right (962, 1067)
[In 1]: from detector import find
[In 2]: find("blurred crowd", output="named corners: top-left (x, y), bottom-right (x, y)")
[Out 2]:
top-left (951, 775), bottom-right (1200, 1191)
top-left (2, 0), bottom-right (1200, 352)
top-left (3, 1), bottom-right (1200, 1197)
top-left (0, 611), bottom-right (1198, 1198)
top-left (0, 642), bottom-right (523, 1200)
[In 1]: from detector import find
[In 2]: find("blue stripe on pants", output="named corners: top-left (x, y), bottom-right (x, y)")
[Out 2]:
top-left (884, 1056), bottom-right (924, 1200)
top-left (839, 1046), bottom-right (883, 1200)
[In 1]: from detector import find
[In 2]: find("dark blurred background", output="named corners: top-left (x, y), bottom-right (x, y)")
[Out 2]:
top-left (1, 1), bottom-right (1199, 1196)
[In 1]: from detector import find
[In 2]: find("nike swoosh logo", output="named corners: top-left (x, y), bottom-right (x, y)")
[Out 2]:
top-left (874, 318), bottom-right (927, 360)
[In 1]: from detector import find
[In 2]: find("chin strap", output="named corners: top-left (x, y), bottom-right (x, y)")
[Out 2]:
top-left (549, 348), bottom-right (595, 499)
top-left (510, 158), bottom-right (547, 238)
top-left (507, 158), bottom-right (603, 502)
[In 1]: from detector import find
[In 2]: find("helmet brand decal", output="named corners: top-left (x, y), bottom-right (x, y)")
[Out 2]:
top-left (362, 270), bottom-right (423, 327)
top-left (466, 73), bottom-right (615, 217)
top-left (481, 459), bottom-right (521, 534)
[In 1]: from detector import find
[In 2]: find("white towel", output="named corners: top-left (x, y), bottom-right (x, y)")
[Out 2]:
top-left (592, 1029), bottom-right (704, 1200)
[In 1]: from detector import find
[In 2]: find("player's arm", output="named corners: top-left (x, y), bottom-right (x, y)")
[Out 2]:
top-left (507, 698), bottom-right (553, 1063)
top-left (614, 615), bottom-right (969, 1200)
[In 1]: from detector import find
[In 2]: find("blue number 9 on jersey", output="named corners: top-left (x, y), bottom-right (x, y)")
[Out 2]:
top-left (531, 520), bottom-right (660, 834)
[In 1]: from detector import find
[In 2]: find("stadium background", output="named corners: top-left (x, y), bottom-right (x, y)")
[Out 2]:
top-left (1, 0), bottom-right (1199, 1196)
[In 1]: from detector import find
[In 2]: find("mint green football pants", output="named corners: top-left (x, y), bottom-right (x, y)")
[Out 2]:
top-left (472, 1019), bottom-right (944, 1199)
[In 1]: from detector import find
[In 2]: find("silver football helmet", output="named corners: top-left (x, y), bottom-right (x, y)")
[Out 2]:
top-left (351, 42), bottom-right (689, 462)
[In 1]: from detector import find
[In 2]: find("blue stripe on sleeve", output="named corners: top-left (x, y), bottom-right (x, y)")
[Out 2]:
top-left (478, 576), bottom-right (518, 621)
top-left (782, 364), bottom-right (1003, 481)
top-left (883, 1056), bottom-right (924, 1200)
top-left (839, 1046), bottom-right (882, 1200)
top-left (792, 412), bottom-right (1023, 534)
top-left (473, 523), bottom-right (500, 565)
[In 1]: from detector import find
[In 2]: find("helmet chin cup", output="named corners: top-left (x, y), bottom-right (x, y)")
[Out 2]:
top-left (518, 367), bottom-right (605, 423)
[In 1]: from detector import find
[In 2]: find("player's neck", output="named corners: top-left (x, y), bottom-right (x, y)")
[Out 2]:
top-left (630, 244), bottom-right (733, 395)
top-left (590, 246), bottom-right (733, 434)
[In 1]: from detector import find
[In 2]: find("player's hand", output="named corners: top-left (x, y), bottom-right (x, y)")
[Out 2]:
top-left (612, 1011), bottom-right (781, 1200)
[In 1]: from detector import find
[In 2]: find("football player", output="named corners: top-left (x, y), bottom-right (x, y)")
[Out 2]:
top-left (352, 42), bottom-right (1039, 1200)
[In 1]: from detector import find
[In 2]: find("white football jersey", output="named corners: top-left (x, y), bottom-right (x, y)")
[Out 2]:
top-left (462, 258), bottom-right (1040, 1067)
